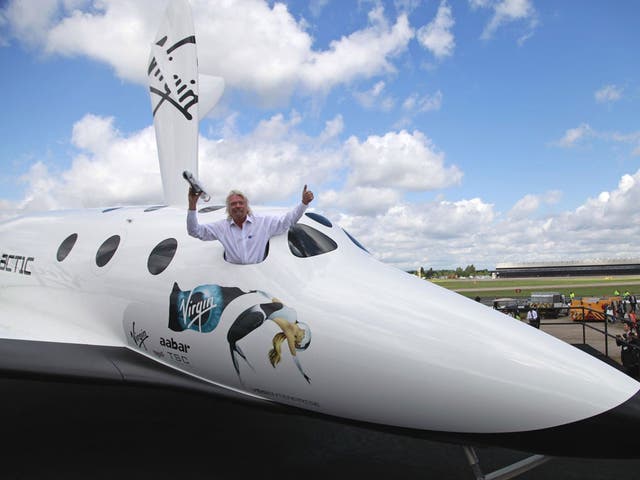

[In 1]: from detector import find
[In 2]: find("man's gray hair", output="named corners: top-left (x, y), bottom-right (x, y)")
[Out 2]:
top-left (225, 190), bottom-right (252, 218)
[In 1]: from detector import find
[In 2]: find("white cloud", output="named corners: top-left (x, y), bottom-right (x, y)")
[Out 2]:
top-left (309, 0), bottom-right (330, 18)
top-left (597, 191), bottom-right (610, 204)
top-left (320, 186), bottom-right (401, 216)
top-left (608, 131), bottom-right (640, 158)
top-left (11, 110), bottom-right (344, 212)
top-left (395, 0), bottom-right (422, 14)
top-left (354, 81), bottom-right (395, 110)
top-left (7, 110), bottom-right (463, 218)
top-left (473, 0), bottom-right (538, 43)
top-left (344, 130), bottom-right (463, 190)
top-left (395, 90), bottom-right (443, 130)
top-left (17, 114), bottom-right (161, 212)
top-left (3, 0), bottom-right (413, 105)
top-left (422, 198), bottom-right (495, 234)
top-left (319, 115), bottom-right (345, 142)
top-left (337, 197), bottom-right (496, 267)
top-left (1, 0), bottom-right (62, 48)
top-left (340, 168), bottom-right (640, 270)
top-left (0, 11), bottom-right (7, 47)
top-left (547, 190), bottom-right (562, 202)
top-left (609, 131), bottom-right (640, 144)
top-left (416, 0), bottom-right (455, 59)
top-left (4, 1), bottom-right (640, 273)
top-left (298, 6), bottom-right (413, 94)
top-left (569, 171), bottom-right (640, 231)
top-left (595, 84), bottom-right (623, 104)
top-left (554, 124), bottom-right (640, 156)
top-left (16, 162), bottom-right (59, 212)
top-left (71, 113), bottom-right (118, 152)
top-left (403, 90), bottom-right (443, 112)
top-left (46, 0), bottom-right (161, 82)
top-left (556, 123), bottom-right (592, 147)
top-left (508, 193), bottom-right (540, 218)
top-left (192, 1), bottom-right (314, 102)
top-left (496, 171), bottom-right (640, 264)
top-left (197, 112), bottom-right (344, 204)
top-left (508, 190), bottom-right (561, 219)
top-left (6, 108), bottom-right (640, 271)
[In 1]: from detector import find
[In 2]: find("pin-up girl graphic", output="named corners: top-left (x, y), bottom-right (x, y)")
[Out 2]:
top-left (227, 295), bottom-right (312, 385)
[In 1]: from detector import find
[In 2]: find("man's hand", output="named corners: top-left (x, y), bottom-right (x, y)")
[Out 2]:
top-left (302, 185), bottom-right (314, 205)
top-left (188, 188), bottom-right (201, 210)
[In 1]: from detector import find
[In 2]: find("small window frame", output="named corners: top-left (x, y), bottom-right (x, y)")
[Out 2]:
top-left (305, 212), bottom-right (333, 228)
top-left (288, 224), bottom-right (338, 258)
top-left (96, 235), bottom-right (121, 267)
top-left (56, 233), bottom-right (78, 262)
top-left (147, 238), bottom-right (178, 275)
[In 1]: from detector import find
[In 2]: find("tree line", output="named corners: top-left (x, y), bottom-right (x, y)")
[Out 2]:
top-left (409, 265), bottom-right (491, 279)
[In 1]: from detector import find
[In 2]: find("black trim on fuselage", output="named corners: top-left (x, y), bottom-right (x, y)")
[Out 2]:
top-left (1, 338), bottom-right (639, 459)
top-left (0, 338), bottom-right (279, 410)
top-left (270, 390), bottom-right (640, 459)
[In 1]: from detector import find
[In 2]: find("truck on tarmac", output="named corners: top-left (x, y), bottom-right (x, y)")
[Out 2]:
top-left (529, 292), bottom-right (569, 318)
top-left (570, 296), bottom-right (622, 321)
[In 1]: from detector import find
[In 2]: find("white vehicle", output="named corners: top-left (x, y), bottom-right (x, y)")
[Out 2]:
top-left (1, 1), bottom-right (640, 477)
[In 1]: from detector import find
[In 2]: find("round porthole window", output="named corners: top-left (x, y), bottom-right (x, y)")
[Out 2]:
top-left (56, 233), bottom-right (78, 262)
top-left (147, 238), bottom-right (178, 275)
top-left (96, 235), bottom-right (121, 267)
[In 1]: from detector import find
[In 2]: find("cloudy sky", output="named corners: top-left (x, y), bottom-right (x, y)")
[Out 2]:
top-left (1, 0), bottom-right (639, 271)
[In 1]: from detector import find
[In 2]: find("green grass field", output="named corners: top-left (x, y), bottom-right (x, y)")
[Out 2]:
top-left (430, 276), bottom-right (640, 300)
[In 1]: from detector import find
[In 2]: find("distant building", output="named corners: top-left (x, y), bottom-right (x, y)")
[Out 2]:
top-left (495, 259), bottom-right (640, 278)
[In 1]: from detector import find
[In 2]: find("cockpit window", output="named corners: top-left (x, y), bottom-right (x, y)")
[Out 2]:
top-left (96, 235), bottom-right (121, 267)
top-left (148, 238), bottom-right (178, 275)
top-left (343, 228), bottom-right (369, 253)
top-left (305, 212), bottom-right (332, 228)
top-left (57, 233), bottom-right (78, 262)
top-left (288, 224), bottom-right (337, 258)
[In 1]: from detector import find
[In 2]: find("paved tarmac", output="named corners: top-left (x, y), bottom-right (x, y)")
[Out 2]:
top-left (538, 316), bottom-right (626, 363)
top-left (2, 376), bottom-right (640, 480)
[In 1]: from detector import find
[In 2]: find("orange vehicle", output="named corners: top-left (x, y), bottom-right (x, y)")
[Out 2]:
top-left (570, 296), bottom-right (621, 321)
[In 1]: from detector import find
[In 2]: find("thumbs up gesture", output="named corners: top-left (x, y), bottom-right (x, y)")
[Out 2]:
top-left (302, 185), bottom-right (314, 205)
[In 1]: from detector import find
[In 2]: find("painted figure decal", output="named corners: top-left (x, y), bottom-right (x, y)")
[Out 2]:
top-left (167, 283), bottom-right (312, 385)
top-left (227, 295), bottom-right (312, 385)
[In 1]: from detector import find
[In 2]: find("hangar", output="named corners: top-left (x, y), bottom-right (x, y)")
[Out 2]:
top-left (495, 259), bottom-right (640, 278)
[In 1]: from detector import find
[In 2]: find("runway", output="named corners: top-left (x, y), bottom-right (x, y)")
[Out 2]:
top-left (2, 377), bottom-right (640, 479)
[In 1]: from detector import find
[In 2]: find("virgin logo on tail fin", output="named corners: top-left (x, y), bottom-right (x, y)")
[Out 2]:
top-left (147, 0), bottom-right (224, 207)
top-left (149, 34), bottom-right (197, 120)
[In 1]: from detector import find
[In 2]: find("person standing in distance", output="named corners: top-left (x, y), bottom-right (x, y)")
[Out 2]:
top-left (187, 185), bottom-right (314, 264)
top-left (527, 304), bottom-right (540, 329)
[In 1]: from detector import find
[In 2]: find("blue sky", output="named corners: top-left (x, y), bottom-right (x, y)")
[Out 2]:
top-left (1, 0), bottom-right (639, 271)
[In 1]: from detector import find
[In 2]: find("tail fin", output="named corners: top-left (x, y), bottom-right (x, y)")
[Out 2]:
top-left (198, 74), bottom-right (225, 120)
top-left (147, 0), bottom-right (224, 206)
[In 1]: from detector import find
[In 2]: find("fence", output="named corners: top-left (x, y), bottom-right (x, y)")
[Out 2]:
top-left (541, 305), bottom-right (631, 361)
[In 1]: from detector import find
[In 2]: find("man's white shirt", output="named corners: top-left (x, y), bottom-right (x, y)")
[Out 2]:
top-left (187, 203), bottom-right (307, 264)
